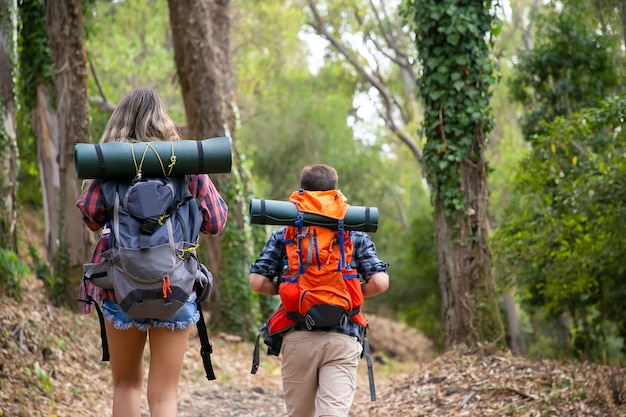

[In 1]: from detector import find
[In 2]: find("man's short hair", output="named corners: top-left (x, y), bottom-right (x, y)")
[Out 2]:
top-left (300, 164), bottom-right (338, 191)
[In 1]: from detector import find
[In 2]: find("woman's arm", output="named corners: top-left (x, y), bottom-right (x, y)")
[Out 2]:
top-left (75, 180), bottom-right (107, 231)
top-left (190, 174), bottom-right (228, 234)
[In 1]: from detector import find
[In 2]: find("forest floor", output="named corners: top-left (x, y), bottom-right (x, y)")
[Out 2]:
top-left (2, 275), bottom-right (625, 417)
top-left (1, 213), bottom-right (625, 416)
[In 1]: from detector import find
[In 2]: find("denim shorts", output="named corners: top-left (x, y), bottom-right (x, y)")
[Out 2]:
top-left (102, 299), bottom-right (200, 332)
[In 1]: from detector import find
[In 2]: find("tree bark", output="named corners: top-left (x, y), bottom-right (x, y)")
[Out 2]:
top-left (503, 286), bottom-right (524, 355)
top-left (39, 0), bottom-right (90, 300)
top-left (435, 151), bottom-right (504, 349)
top-left (404, 0), bottom-right (506, 350)
top-left (168, 0), bottom-right (253, 334)
top-left (0, 0), bottom-right (18, 251)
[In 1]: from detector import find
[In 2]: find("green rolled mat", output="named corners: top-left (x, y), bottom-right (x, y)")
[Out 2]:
top-left (249, 198), bottom-right (378, 232)
top-left (75, 136), bottom-right (232, 179)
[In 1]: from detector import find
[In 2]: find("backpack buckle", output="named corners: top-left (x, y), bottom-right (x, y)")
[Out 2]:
top-left (141, 218), bottom-right (159, 235)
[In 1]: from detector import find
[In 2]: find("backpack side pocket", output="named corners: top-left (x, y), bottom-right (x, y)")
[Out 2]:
top-left (83, 257), bottom-right (114, 290)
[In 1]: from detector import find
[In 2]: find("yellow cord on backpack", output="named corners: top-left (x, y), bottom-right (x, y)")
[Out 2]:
top-left (131, 144), bottom-right (143, 181)
top-left (177, 244), bottom-right (199, 260)
top-left (157, 212), bottom-right (171, 225)
top-left (167, 142), bottom-right (176, 175)
top-left (131, 141), bottom-right (178, 179)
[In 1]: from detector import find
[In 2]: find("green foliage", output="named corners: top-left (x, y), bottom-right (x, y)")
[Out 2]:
top-left (25, 362), bottom-right (52, 393)
top-left (15, 0), bottom-right (52, 208)
top-left (0, 249), bottom-right (29, 301)
top-left (27, 243), bottom-right (66, 307)
top-left (374, 200), bottom-right (444, 351)
top-left (400, 0), bottom-right (505, 347)
top-left (508, 5), bottom-right (621, 139)
top-left (16, 0), bottom-right (53, 110)
top-left (238, 56), bottom-right (391, 205)
top-left (28, 244), bottom-right (51, 283)
top-left (235, 1), bottom-right (394, 204)
top-left (400, 0), bottom-right (498, 220)
top-left (53, 236), bottom-right (70, 307)
top-left (492, 96), bottom-right (626, 362)
top-left (214, 171), bottom-right (255, 338)
top-left (84, 0), bottom-right (181, 122)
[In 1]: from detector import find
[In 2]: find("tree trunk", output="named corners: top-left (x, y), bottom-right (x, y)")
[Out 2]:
top-left (168, 0), bottom-right (254, 335)
top-left (503, 286), bottom-right (524, 355)
top-left (0, 0), bottom-right (18, 252)
top-left (407, 0), bottom-right (506, 350)
top-left (435, 153), bottom-right (504, 349)
top-left (39, 0), bottom-right (90, 301)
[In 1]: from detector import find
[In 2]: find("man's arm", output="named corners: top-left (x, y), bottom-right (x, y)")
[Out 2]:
top-left (352, 232), bottom-right (390, 297)
top-left (249, 228), bottom-right (285, 296)
top-left (361, 271), bottom-right (389, 297)
top-left (249, 273), bottom-right (278, 296)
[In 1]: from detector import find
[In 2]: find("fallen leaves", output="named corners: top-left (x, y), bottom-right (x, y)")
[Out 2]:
top-left (1, 278), bottom-right (624, 417)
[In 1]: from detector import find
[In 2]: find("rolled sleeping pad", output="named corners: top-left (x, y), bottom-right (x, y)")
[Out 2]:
top-left (74, 136), bottom-right (232, 179)
top-left (249, 198), bottom-right (378, 232)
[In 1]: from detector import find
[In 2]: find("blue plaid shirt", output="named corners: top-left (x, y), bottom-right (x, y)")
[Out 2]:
top-left (250, 227), bottom-right (389, 282)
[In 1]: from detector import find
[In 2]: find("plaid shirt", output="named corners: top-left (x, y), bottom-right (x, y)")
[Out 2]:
top-left (249, 227), bottom-right (389, 282)
top-left (76, 174), bottom-right (228, 313)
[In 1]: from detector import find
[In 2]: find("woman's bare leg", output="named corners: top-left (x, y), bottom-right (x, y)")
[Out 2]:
top-left (104, 320), bottom-right (147, 417)
top-left (146, 326), bottom-right (191, 417)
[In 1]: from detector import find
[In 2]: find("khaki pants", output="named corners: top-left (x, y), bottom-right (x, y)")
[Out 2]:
top-left (281, 330), bottom-right (363, 417)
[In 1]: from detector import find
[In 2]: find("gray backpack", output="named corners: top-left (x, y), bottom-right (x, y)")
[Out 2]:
top-left (83, 175), bottom-right (212, 320)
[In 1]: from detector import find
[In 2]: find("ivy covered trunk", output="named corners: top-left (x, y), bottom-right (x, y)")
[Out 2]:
top-left (433, 138), bottom-right (503, 348)
top-left (403, 0), bottom-right (505, 348)
top-left (168, 0), bottom-right (255, 336)
top-left (0, 0), bottom-right (18, 251)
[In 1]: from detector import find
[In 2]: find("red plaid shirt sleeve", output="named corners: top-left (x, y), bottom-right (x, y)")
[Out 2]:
top-left (76, 180), bottom-right (108, 231)
top-left (188, 174), bottom-right (228, 234)
top-left (76, 180), bottom-right (112, 313)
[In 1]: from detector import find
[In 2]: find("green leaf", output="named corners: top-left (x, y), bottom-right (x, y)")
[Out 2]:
top-left (447, 32), bottom-right (460, 46)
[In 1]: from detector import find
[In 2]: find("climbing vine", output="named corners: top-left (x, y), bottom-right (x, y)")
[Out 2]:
top-left (16, 0), bottom-right (53, 207)
top-left (16, 0), bottom-right (53, 110)
top-left (401, 0), bottom-right (500, 221)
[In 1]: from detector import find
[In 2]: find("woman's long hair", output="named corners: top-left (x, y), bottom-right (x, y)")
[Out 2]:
top-left (100, 88), bottom-right (181, 143)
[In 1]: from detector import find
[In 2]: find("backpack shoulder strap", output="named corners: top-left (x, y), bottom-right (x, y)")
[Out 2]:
top-left (196, 300), bottom-right (216, 381)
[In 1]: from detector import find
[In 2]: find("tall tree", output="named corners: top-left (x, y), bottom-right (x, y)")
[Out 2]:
top-left (168, 0), bottom-right (255, 335)
top-left (0, 0), bottom-right (18, 251)
top-left (42, 0), bottom-right (90, 299)
top-left (402, 0), bottom-right (505, 348)
top-left (17, 0), bottom-right (90, 303)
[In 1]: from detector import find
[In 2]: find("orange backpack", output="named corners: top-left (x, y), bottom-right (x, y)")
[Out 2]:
top-left (251, 189), bottom-right (377, 401)
top-left (266, 189), bottom-right (366, 336)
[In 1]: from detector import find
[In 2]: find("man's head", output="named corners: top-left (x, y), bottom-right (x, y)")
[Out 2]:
top-left (300, 164), bottom-right (338, 191)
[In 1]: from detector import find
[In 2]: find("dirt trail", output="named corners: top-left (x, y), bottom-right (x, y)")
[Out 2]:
top-left (1, 278), bottom-right (624, 417)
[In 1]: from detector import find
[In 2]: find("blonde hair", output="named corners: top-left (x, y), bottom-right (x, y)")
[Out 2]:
top-left (100, 88), bottom-right (181, 144)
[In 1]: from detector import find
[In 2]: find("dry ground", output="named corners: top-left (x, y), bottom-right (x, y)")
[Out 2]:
top-left (1, 275), bottom-right (625, 417)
